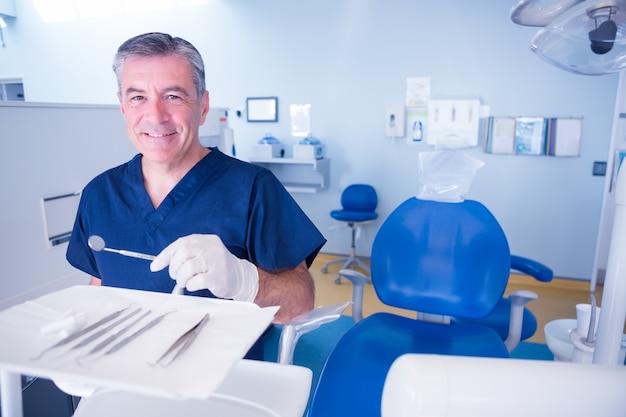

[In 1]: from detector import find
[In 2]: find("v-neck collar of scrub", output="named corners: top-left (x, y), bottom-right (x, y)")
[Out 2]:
top-left (134, 149), bottom-right (218, 227)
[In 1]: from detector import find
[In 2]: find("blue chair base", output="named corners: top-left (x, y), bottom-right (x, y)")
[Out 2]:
top-left (322, 219), bottom-right (374, 283)
top-left (308, 312), bottom-right (510, 417)
top-left (320, 255), bottom-right (370, 283)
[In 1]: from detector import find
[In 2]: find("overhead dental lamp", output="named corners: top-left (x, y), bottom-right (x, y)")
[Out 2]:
top-left (512, 0), bottom-right (626, 75)
top-left (511, 0), bottom-right (585, 26)
top-left (588, 5), bottom-right (619, 54)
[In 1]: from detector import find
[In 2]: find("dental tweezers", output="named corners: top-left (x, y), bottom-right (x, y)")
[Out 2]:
top-left (149, 313), bottom-right (210, 367)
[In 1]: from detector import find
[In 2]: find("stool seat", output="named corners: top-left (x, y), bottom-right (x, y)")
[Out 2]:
top-left (331, 210), bottom-right (378, 223)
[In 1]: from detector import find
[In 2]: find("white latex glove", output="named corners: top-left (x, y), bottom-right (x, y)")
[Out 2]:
top-left (150, 234), bottom-right (259, 302)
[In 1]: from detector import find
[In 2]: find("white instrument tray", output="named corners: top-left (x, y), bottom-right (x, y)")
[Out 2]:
top-left (0, 285), bottom-right (278, 399)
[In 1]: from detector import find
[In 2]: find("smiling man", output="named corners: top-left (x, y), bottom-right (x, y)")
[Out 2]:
top-left (66, 33), bottom-right (326, 358)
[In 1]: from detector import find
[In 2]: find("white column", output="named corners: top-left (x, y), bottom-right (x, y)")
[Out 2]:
top-left (593, 165), bottom-right (626, 365)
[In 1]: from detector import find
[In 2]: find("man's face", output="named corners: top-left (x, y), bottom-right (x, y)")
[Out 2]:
top-left (118, 55), bottom-right (209, 167)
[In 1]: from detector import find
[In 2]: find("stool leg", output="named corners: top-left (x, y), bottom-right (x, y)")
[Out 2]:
top-left (321, 222), bottom-right (371, 283)
top-left (334, 225), bottom-right (356, 283)
top-left (334, 224), bottom-right (371, 283)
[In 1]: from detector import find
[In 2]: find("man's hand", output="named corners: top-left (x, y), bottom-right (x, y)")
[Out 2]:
top-left (150, 234), bottom-right (259, 302)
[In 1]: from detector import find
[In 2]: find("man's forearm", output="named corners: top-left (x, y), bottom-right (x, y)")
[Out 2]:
top-left (255, 261), bottom-right (315, 324)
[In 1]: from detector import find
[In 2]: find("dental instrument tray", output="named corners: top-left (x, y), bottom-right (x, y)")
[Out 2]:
top-left (0, 285), bottom-right (278, 400)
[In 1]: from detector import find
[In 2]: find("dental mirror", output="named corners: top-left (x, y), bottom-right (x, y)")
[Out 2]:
top-left (88, 235), bottom-right (156, 261)
top-left (87, 235), bottom-right (184, 295)
top-left (87, 235), bottom-right (106, 252)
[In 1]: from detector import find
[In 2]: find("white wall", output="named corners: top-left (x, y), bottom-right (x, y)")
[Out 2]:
top-left (0, 102), bottom-right (135, 309)
top-left (0, 0), bottom-right (619, 283)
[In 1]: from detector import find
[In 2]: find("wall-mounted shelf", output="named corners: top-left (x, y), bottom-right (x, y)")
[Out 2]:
top-left (249, 157), bottom-right (330, 193)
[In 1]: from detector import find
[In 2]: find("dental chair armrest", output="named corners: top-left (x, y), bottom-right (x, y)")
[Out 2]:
top-left (338, 269), bottom-right (372, 323)
top-left (510, 255), bottom-right (553, 283)
top-left (278, 302), bottom-right (351, 365)
top-left (504, 290), bottom-right (538, 352)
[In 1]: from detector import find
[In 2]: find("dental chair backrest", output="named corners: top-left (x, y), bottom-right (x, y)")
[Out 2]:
top-left (371, 197), bottom-right (511, 319)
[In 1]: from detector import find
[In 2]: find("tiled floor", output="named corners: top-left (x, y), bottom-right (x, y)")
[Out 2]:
top-left (310, 253), bottom-right (606, 344)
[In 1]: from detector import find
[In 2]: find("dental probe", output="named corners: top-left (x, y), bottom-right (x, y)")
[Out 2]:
top-left (67, 307), bottom-right (143, 351)
top-left (102, 309), bottom-right (176, 356)
top-left (86, 309), bottom-right (152, 356)
top-left (75, 309), bottom-right (154, 365)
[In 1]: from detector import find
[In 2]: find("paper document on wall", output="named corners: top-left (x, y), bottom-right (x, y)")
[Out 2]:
top-left (42, 192), bottom-right (81, 248)
top-left (406, 77), bottom-right (431, 107)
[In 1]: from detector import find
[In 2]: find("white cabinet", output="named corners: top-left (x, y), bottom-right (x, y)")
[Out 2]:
top-left (249, 157), bottom-right (330, 193)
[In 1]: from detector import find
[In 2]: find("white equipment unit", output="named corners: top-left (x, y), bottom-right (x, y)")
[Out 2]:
top-left (199, 107), bottom-right (235, 157)
top-left (292, 134), bottom-right (326, 160)
top-left (252, 134), bottom-right (283, 158)
top-left (382, 354), bottom-right (626, 417)
top-left (292, 143), bottom-right (326, 160)
top-left (253, 144), bottom-right (283, 158)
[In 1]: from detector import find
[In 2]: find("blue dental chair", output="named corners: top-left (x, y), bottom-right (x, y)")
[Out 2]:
top-left (308, 197), bottom-right (516, 417)
top-left (450, 254), bottom-right (553, 350)
top-left (340, 229), bottom-right (553, 350)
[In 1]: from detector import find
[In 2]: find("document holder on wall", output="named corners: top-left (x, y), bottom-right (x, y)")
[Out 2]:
top-left (483, 116), bottom-right (582, 157)
top-left (514, 117), bottom-right (546, 155)
top-left (545, 117), bottom-right (583, 157)
top-left (41, 192), bottom-right (81, 248)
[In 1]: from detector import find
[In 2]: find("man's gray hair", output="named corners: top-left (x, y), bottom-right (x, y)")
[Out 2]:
top-left (112, 32), bottom-right (206, 98)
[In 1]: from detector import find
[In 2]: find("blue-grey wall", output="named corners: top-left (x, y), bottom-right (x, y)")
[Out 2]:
top-left (0, 1), bottom-right (619, 285)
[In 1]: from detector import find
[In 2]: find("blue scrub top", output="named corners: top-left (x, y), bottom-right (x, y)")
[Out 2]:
top-left (66, 148), bottom-right (326, 296)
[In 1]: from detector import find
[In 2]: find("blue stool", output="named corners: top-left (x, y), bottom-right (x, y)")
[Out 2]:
top-left (321, 184), bottom-right (378, 283)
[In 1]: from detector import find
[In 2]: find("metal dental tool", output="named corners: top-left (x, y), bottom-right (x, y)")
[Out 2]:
top-left (101, 309), bottom-right (177, 356)
top-left (85, 309), bottom-right (152, 356)
top-left (581, 293), bottom-right (598, 347)
top-left (88, 235), bottom-right (156, 261)
top-left (75, 309), bottom-right (154, 365)
top-left (65, 307), bottom-right (143, 352)
top-left (87, 235), bottom-right (184, 295)
top-left (31, 304), bottom-right (131, 360)
top-left (149, 313), bottom-right (210, 368)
